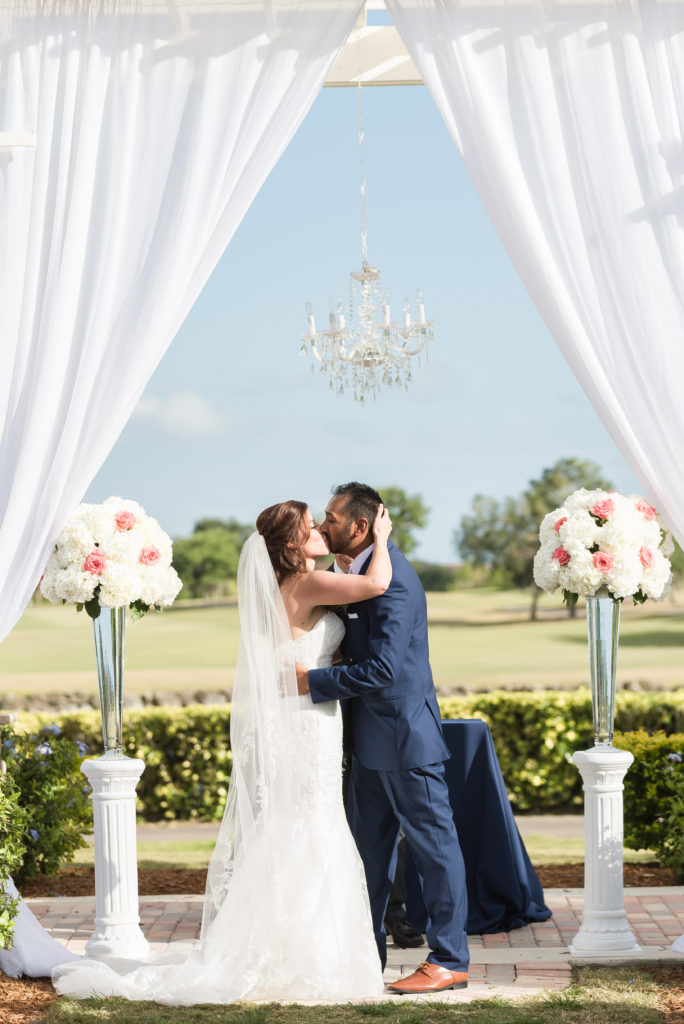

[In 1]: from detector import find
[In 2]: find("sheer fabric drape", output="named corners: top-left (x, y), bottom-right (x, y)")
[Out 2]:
top-left (0, 0), bottom-right (362, 642)
top-left (387, 0), bottom-right (684, 543)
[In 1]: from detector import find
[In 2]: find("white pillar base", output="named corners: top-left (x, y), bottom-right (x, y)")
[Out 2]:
top-left (569, 746), bottom-right (641, 957)
top-left (82, 752), bottom-right (149, 960)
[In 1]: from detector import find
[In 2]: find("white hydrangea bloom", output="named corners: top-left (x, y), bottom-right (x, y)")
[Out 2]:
top-left (539, 508), bottom-right (567, 544)
top-left (98, 563), bottom-right (145, 608)
top-left (563, 546), bottom-right (603, 596)
top-left (108, 530), bottom-right (143, 563)
top-left (564, 488), bottom-right (605, 512)
top-left (533, 543), bottom-right (561, 593)
top-left (641, 550), bottom-right (672, 601)
top-left (42, 567), bottom-right (98, 604)
top-left (607, 549), bottom-right (642, 600)
top-left (139, 566), bottom-right (182, 607)
top-left (559, 510), bottom-right (599, 549)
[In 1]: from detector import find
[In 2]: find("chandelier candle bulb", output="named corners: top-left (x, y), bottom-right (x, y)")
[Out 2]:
top-left (417, 290), bottom-right (426, 325)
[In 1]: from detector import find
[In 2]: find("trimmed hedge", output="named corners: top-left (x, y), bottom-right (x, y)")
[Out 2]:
top-left (19, 707), bottom-right (233, 822)
top-left (615, 730), bottom-right (684, 879)
top-left (17, 689), bottom-right (684, 820)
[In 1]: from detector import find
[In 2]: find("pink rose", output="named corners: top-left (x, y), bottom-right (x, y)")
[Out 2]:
top-left (592, 551), bottom-right (614, 572)
top-left (139, 546), bottom-right (161, 566)
top-left (83, 551), bottom-right (107, 575)
top-left (636, 500), bottom-right (657, 521)
top-left (639, 547), bottom-right (654, 568)
top-left (552, 547), bottom-right (570, 566)
top-left (554, 517), bottom-right (567, 533)
top-left (591, 499), bottom-right (614, 520)
top-left (115, 511), bottom-right (137, 531)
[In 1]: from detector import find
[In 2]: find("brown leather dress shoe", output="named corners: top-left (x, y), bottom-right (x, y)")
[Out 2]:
top-left (388, 961), bottom-right (468, 994)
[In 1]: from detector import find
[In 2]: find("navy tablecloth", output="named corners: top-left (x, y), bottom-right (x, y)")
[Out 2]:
top-left (404, 719), bottom-right (552, 935)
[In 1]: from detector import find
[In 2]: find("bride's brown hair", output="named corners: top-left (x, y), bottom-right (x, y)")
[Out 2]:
top-left (256, 500), bottom-right (310, 583)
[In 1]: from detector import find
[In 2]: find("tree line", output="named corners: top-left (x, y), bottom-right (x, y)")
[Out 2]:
top-left (171, 461), bottom-right (684, 613)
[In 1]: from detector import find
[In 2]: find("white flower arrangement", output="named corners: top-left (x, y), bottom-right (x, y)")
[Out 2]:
top-left (40, 497), bottom-right (182, 619)
top-left (533, 489), bottom-right (673, 607)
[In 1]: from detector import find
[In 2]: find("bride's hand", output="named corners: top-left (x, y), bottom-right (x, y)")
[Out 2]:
top-left (373, 504), bottom-right (392, 543)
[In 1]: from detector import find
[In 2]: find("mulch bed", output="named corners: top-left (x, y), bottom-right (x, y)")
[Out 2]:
top-left (658, 966), bottom-right (684, 1024)
top-left (18, 862), bottom-right (682, 898)
top-left (21, 866), bottom-right (209, 898)
top-left (535, 862), bottom-right (681, 888)
top-left (0, 975), bottom-right (55, 1024)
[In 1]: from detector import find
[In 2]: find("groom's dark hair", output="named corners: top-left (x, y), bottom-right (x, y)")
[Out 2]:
top-left (332, 482), bottom-right (384, 531)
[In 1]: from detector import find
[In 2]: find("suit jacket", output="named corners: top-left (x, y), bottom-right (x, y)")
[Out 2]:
top-left (308, 541), bottom-right (449, 771)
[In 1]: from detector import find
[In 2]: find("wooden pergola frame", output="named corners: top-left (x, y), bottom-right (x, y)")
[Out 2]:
top-left (325, 1), bottom-right (422, 86)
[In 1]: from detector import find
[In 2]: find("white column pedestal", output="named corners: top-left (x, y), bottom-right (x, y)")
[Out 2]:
top-left (570, 747), bottom-right (641, 956)
top-left (82, 752), bottom-right (149, 960)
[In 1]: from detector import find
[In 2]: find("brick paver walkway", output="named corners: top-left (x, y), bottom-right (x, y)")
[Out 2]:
top-left (26, 887), bottom-right (684, 1004)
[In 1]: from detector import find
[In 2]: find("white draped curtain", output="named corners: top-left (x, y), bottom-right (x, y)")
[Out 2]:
top-left (0, 0), bottom-right (363, 642)
top-left (387, 0), bottom-right (684, 544)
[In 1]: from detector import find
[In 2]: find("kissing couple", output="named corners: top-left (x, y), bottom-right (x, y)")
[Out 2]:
top-left (54, 482), bottom-right (469, 1004)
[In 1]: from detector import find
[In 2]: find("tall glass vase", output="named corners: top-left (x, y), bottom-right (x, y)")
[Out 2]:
top-left (92, 607), bottom-right (126, 754)
top-left (586, 593), bottom-right (620, 747)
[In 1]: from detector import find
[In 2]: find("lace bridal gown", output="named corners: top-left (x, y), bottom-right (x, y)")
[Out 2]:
top-left (54, 538), bottom-right (383, 1005)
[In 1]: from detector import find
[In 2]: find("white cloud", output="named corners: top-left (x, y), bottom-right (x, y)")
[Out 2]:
top-left (132, 391), bottom-right (230, 440)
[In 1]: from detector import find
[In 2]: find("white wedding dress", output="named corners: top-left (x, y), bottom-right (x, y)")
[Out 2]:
top-left (53, 598), bottom-right (383, 1004)
top-left (0, 878), bottom-right (79, 978)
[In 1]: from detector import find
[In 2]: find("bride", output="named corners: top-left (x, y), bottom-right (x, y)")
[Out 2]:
top-left (53, 499), bottom-right (393, 1004)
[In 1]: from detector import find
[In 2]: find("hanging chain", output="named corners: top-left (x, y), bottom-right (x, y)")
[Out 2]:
top-left (357, 75), bottom-right (368, 266)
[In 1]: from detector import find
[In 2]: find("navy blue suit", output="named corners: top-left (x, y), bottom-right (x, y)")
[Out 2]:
top-left (308, 542), bottom-right (469, 971)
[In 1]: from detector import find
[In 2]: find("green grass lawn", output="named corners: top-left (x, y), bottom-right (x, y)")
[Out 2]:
top-left (39, 967), bottom-right (673, 1024)
top-left (1, 588), bottom-right (683, 698)
top-left (67, 829), bottom-right (655, 870)
top-left (72, 838), bottom-right (218, 871)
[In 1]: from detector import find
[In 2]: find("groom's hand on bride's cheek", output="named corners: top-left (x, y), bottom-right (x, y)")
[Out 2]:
top-left (296, 663), bottom-right (310, 695)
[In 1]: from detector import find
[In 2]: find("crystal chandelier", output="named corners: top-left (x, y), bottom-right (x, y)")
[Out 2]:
top-left (300, 82), bottom-right (434, 403)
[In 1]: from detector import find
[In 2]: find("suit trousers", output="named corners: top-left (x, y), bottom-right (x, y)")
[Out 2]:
top-left (346, 756), bottom-right (469, 972)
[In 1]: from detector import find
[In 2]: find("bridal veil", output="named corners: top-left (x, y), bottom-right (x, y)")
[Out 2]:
top-left (53, 533), bottom-right (314, 1003)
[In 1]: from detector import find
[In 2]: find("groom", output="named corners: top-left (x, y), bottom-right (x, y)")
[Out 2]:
top-left (296, 482), bottom-right (469, 993)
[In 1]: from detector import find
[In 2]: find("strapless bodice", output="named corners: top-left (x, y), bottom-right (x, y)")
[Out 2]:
top-left (286, 611), bottom-right (345, 670)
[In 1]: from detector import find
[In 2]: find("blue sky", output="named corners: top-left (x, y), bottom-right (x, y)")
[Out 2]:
top-left (86, 81), bottom-right (641, 564)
